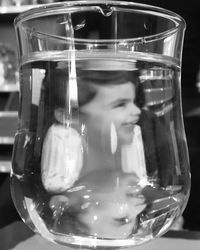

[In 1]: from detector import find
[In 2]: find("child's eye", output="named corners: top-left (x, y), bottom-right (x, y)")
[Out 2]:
top-left (114, 216), bottom-right (131, 225)
top-left (114, 102), bottom-right (126, 108)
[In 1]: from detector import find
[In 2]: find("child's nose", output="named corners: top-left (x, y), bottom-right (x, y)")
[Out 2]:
top-left (129, 103), bottom-right (141, 117)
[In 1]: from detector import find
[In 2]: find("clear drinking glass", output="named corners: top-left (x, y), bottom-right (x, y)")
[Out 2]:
top-left (11, 1), bottom-right (190, 248)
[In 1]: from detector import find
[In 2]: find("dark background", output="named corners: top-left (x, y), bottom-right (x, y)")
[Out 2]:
top-left (134, 0), bottom-right (200, 231)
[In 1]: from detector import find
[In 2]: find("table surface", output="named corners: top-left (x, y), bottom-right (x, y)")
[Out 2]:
top-left (0, 221), bottom-right (200, 250)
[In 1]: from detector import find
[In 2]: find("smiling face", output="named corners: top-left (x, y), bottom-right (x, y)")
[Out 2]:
top-left (80, 81), bottom-right (141, 146)
top-left (49, 170), bottom-right (146, 239)
top-left (78, 189), bottom-right (145, 239)
top-left (76, 171), bottom-right (146, 239)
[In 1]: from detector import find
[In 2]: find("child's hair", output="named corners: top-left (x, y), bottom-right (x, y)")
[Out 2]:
top-left (43, 63), bottom-right (145, 112)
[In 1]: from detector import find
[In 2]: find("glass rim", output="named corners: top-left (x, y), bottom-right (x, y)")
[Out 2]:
top-left (14, 0), bottom-right (186, 44)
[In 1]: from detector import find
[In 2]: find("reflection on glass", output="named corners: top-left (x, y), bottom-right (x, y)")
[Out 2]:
top-left (11, 56), bottom-right (190, 245)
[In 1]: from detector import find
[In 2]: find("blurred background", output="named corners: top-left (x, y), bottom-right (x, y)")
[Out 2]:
top-left (0, 0), bottom-right (200, 232)
top-left (134, 0), bottom-right (200, 232)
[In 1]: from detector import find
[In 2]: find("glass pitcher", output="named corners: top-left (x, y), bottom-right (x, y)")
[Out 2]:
top-left (11, 1), bottom-right (190, 248)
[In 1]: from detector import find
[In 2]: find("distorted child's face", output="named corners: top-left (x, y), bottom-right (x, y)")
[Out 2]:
top-left (80, 81), bottom-right (141, 146)
top-left (49, 171), bottom-right (146, 239)
top-left (77, 173), bottom-right (146, 239)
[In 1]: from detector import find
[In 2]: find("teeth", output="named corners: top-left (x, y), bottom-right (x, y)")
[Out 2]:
top-left (123, 123), bottom-right (134, 128)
